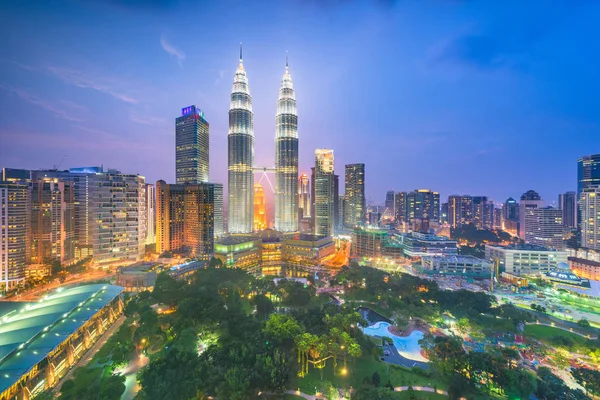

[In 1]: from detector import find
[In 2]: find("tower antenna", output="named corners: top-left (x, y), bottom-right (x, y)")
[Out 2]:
top-left (286, 50), bottom-right (288, 68)
top-left (239, 42), bottom-right (243, 61)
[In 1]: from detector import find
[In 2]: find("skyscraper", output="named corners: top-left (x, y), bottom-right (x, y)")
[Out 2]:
top-left (0, 182), bottom-right (28, 290)
top-left (519, 190), bottom-right (543, 239)
top-left (333, 174), bottom-right (340, 231)
top-left (314, 149), bottom-right (335, 236)
top-left (145, 184), bottom-right (156, 245)
top-left (385, 190), bottom-right (395, 218)
top-left (578, 154), bottom-right (600, 196)
top-left (213, 183), bottom-right (224, 237)
top-left (395, 192), bottom-right (406, 222)
top-left (176, 105), bottom-right (209, 184)
top-left (406, 190), bottom-right (439, 223)
top-left (254, 183), bottom-right (267, 231)
top-left (447, 195), bottom-right (473, 228)
top-left (30, 178), bottom-right (74, 264)
top-left (228, 44), bottom-right (254, 233)
top-left (580, 186), bottom-right (600, 251)
top-left (298, 173), bottom-right (311, 219)
top-left (155, 180), bottom-right (216, 259)
top-left (344, 163), bottom-right (365, 227)
top-left (524, 207), bottom-right (564, 250)
top-left (558, 191), bottom-right (577, 230)
top-left (472, 196), bottom-right (493, 229)
top-left (275, 54), bottom-right (299, 232)
top-left (503, 197), bottom-right (519, 221)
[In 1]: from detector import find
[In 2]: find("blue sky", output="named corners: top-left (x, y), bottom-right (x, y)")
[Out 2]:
top-left (1, 0), bottom-right (599, 206)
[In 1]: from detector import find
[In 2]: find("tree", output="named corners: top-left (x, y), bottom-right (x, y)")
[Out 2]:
top-left (371, 371), bottom-right (381, 387)
top-left (264, 314), bottom-right (303, 344)
top-left (572, 367), bottom-right (600, 396)
top-left (99, 374), bottom-right (126, 400)
top-left (253, 294), bottom-right (274, 318)
top-left (577, 318), bottom-right (591, 328)
top-left (208, 257), bottom-right (223, 269)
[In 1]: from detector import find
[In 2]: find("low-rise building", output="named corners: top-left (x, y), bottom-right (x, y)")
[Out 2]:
top-left (282, 234), bottom-right (335, 266)
top-left (396, 232), bottom-right (458, 258)
top-left (485, 243), bottom-right (568, 276)
top-left (420, 255), bottom-right (491, 277)
top-left (569, 257), bottom-right (600, 281)
top-left (116, 263), bottom-right (158, 292)
top-left (214, 236), bottom-right (261, 270)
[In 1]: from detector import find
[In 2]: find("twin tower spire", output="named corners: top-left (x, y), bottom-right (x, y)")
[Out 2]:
top-left (228, 44), bottom-right (299, 234)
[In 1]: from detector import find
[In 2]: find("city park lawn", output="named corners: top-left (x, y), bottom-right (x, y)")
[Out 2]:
top-left (524, 324), bottom-right (591, 346)
top-left (294, 355), bottom-right (448, 395)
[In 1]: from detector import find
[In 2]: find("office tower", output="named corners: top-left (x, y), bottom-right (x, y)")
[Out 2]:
top-left (228, 45), bottom-right (254, 233)
top-left (156, 181), bottom-right (215, 259)
top-left (90, 171), bottom-right (146, 263)
top-left (274, 55), bottom-right (299, 232)
top-left (472, 196), bottom-right (493, 229)
top-left (314, 149), bottom-right (335, 236)
top-left (503, 197), bottom-right (519, 221)
top-left (298, 173), bottom-right (310, 219)
top-left (447, 195), bottom-right (473, 228)
top-left (333, 174), bottom-right (340, 231)
top-left (385, 190), bottom-right (395, 218)
top-left (0, 183), bottom-right (28, 290)
top-left (310, 167), bottom-right (316, 229)
top-left (558, 191), bottom-right (577, 230)
top-left (176, 105), bottom-right (209, 184)
top-left (524, 207), bottom-right (564, 250)
top-left (406, 190), bottom-right (440, 223)
top-left (145, 184), bottom-right (156, 245)
top-left (395, 192), bottom-right (406, 222)
top-left (30, 178), bottom-right (74, 264)
top-left (254, 183), bottom-right (267, 231)
top-left (31, 167), bottom-right (102, 260)
top-left (1, 168), bottom-right (31, 183)
top-left (213, 183), bottom-right (224, 237)
top-left (493, 207), bottom-right (503, 229)
top-left (338, 195), bottom-right (346, 231)
top-left (578, 154), bottom-right (600, 197)
top-left (344, 164), bottom-right (365, 227)
top-left (440, 202), bottom-right (449, 224)
top-left (519, 190), bottom-right (543, 238)
top-left (580, 186), bottom-right (600, 251)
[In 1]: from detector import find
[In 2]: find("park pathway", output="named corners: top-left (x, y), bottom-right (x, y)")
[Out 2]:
top-left (394, 386), bottom-right (448, 395)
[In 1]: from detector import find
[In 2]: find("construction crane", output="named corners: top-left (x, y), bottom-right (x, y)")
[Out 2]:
top-left (53, 155), bottom-right (68, 170)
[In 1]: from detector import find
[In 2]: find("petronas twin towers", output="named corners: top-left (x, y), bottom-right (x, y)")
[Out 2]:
top-left (228, 45), bottom-right (298, 233)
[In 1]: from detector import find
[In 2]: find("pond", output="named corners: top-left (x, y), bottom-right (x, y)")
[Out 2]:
top-left (362, 321), bottom-right (429, 363)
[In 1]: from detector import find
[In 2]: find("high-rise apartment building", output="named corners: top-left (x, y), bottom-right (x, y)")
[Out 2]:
top-left (580, 186), bottom-right (600, 251)
top-left (274, 56), bottom-right (298, 232)
top-left (503, 197), bottom-right (519, 221)
top-left (254, 183), bottom-right (267, 231)
top-left (145, 184), bottom-right (156, 245)
top-left (406, 190), bottom-right (439, 223)
top-left (228, 45), bottom-right (254, 233)
top-left (298, 173), bottom-right (311, 220)
top-left (385, 190), bottom-right (395, 218)
top-left (0, 183), bottom-right (28, 290)
top-left (333, 174), bottom-right (340, 231)
top-left (472, 196), bottom-right (493, 229)
top-left (578, 154), bottom-right (600, 197)
top-left (30, 178), bottom-right (74, 264)
top-left (155, 181), bottom-right (216, 259)
top-left (344, 164), bottom-right (365, 227)
top-left (558, 191), bottom-right (577, 230)
top-left (524, 207), bottom-right (564, 250)
top-left (395, 192), bottom-right (406, 222)
top-left (213, 183), bottom-right (224, 237)
top-left (447, 195), bottom-right (473, 228)
top-left (314, 149), bottom-right (335, 236)
top-left (519, 190), bottom-right (543, 239)
top-left (175, 105), bottom-right (209, 184)
top-left (90, 171), bottom-right (146, 264)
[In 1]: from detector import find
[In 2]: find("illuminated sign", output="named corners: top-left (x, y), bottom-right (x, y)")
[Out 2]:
top-left (181, 105), bottom-right (196, 116)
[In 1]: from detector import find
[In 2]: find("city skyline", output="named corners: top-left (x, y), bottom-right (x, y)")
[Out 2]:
top-left (2, 1), bottom-right (600, 204)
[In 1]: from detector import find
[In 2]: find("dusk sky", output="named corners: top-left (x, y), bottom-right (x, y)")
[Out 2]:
top-left (1, 0), bottom-right (600, 206)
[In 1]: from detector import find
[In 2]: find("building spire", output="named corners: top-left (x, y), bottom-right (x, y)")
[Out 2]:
top-left (286, 50), bottom-right (288, 68)
top-left (239, 42), bottom-right (243, 62)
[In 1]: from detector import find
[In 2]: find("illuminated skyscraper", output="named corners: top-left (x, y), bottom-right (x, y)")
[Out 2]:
top-left (275, 54), bottom-right (298, 232)
top-left (314, 149), bottom-right (335, 236)
top-left (519, 190), bottom-right (543, 239)
top-left (299, 173), bottom-right (310, 219)
top-left (228, 44), bottom-right (254, 233)
top-left (145, 183), bottom-right (156, 245)
top-left (580, 186), bottom-right (600, 251)
top-left (558, 191), bottom-right (577, 230)
top-left (254, 183), bottom-right (267, 231)
top-left (176, 105), bottom-right (209, 184)
top-left (344, 163), bottom-right (365, 227)
top-left (214, 183), bottom-right (224, 237)
top-left (0, 182), bottom-right (28, 290)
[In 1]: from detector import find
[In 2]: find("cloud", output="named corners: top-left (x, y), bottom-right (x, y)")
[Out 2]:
top-left (46, 66), bottom-right (138, 103)
top-left (212, 69), bottom-right (227, 85)
top-left (0, 84), bottom-right (84, 122)
top-left (129, 113), bottom-right (168, 126)
top-left (160, 35), bottom-right (186, 66)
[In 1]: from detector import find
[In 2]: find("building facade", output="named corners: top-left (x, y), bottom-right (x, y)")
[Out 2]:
top-left (558, 191), bottom-right (577, 231)
top-left (519, 190), bottom-right (544, 239)
top-left (395, 191), bottom-right (406, 222)
top-left (145, 183), bottom-right (155, 245)
top-left (155, 181), bottom-right (216, 259)
top-left (524, 207), bottom-right (564, 250)
top-left (396, 232), bottom-right (458, 258)
top-left (299, 172), bottom-right (310, 220)
top-left (254, 183), bottom-right (267, 231)
top-left (175, 105), bottom-right (209, 184)
top-left (274, 58), bottom-right (299, 232)
top-left (569, 257), bottom-right (600, 281)
top-left (447, 195), bottom-right (473, 228)
top-left (406, 189), bottom-right (439, 223)
top-left (0, 183), bottom-right (28, 290)
top-left (580, 186), bottom-right (600, 251)
top-left (421, 255), bottom-right (492, 277)
top-left (314, 149), bottom-right (335, 236)
top-left (578, 154), bottom-right (600, 198)
top-left (213, 183), bottom-right (224, 238)
top-left (385, 190), bottom-right (395, 218)
top-left (485, 244), bottom-right (568, 276)
top-left (228, 46), bottom-right (254, 233)
top-left (344, 164), bottom-right (365, 227)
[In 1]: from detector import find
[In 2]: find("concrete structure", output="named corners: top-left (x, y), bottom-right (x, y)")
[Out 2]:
top-left (145, 183), bottom-right (156, 245)
top-left (524, 207), bottom-right (564, 250)
top-left (484, 243), bottom-right (568, 276)
top-left (314, 149), bottom-right (335, 236)
top-left (396, 232), bottom-right (457, 258)
top-left (0, 183), bottom-right (28, 290)
top-left (175, 105), bottom-right (209, 184)
top-left (569, 257), bottom-right (600, 281)
top-left (421, 255), bottom-right (491, 277)
top-left (558, 191), bottom-right (577, 231)
top-left (254, 183), bottom-right (267, 231)
top-left (228, 45), bottom-right (254, 234)
top-left (155, 181), bottom-right (215, 259)
top-left (344, 164), bottom-right (365, 227)
top-left (0, 284), bottom-right (123, 400)
top-left (29, 178), bottom-right (74, 264)
top-left (519, 190), bottom-right (543, 239)
top-left (580, 186), bottom-right (600, 251)
top-left (274, 56), bottom-right (299, 232)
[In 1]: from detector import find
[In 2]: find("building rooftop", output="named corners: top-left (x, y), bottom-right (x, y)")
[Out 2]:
top-left (286, 233), bottom-right (330, 242)
top-left (215, 236), bottom-right (259, 246)
top-left (424, 255), bottom-right (489, 263)
top-left (0, 284), bottom-right (123, 394)
top-left (486, 243), bottom-right (562, 252)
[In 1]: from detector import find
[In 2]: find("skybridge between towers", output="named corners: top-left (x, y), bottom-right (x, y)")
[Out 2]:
top-left (253, 166), bottom-right (276, 193)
